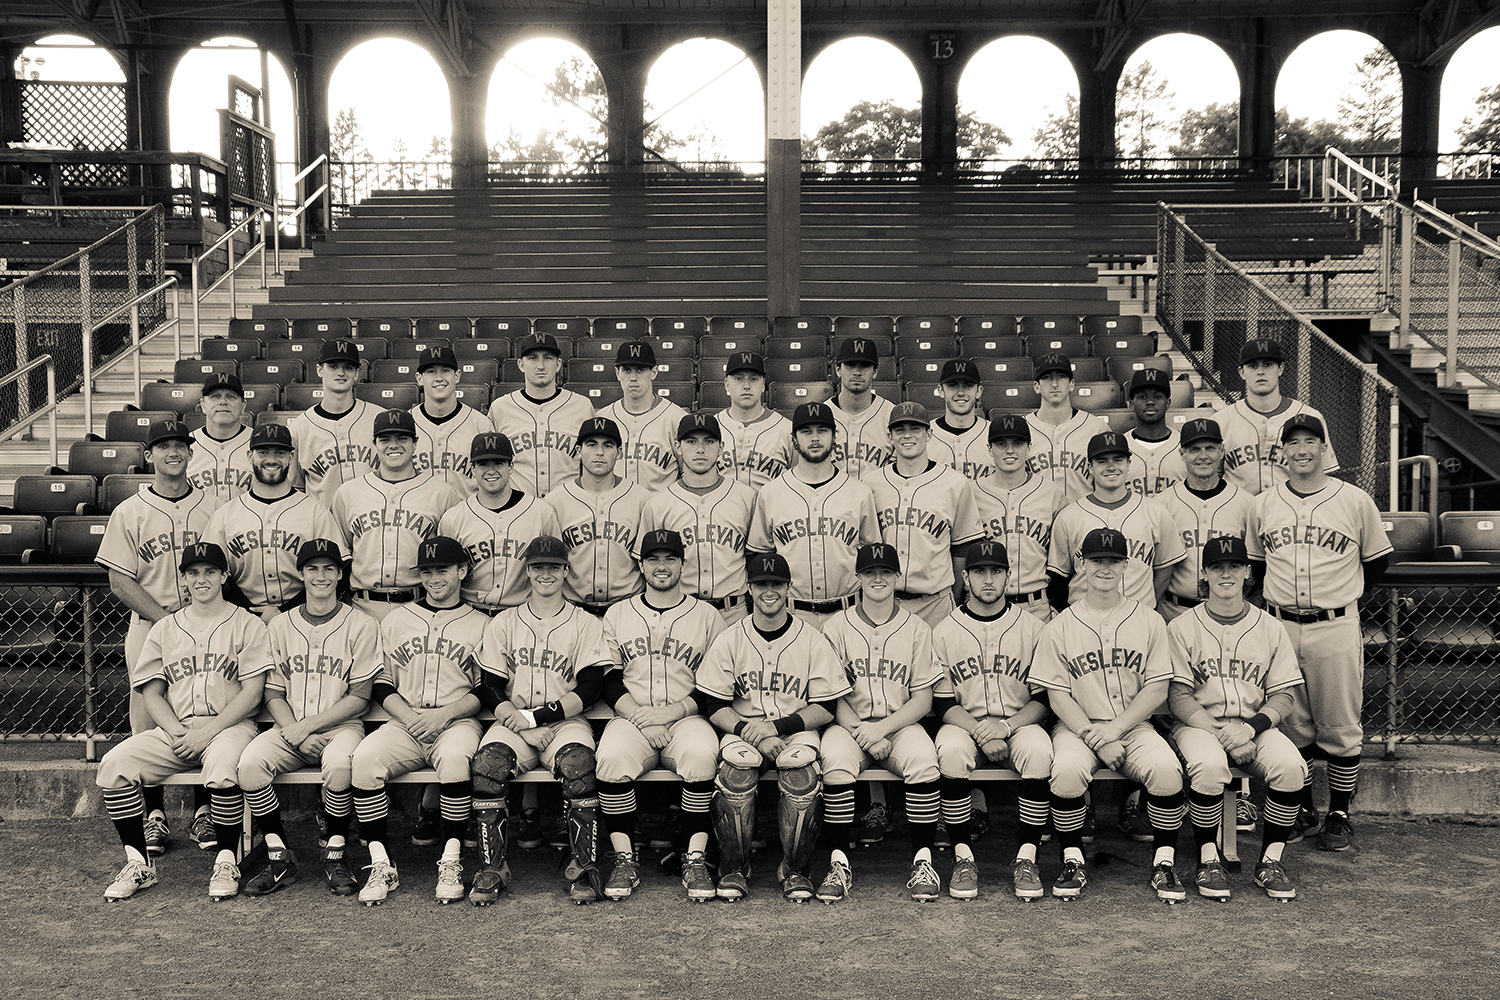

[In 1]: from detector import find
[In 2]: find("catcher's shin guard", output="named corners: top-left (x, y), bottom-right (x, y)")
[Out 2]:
top-left (471, 743), bottom-right (517, 799)
top-left (713, 760), bottom-right (759, 875)
top-left (555, 744), bottom-right (603, 901)
top-left (777, 763), bottom-right (822, 877)
top-left (474, 806), bottom-right (508, 870)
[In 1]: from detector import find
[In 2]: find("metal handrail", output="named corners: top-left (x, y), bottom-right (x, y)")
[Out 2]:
top-left (191, 210), bottom-right (268, 347)
top-left (288, 153), bottom-right (327, 187)
top-left (0, 355), bottom-right (59, 469)
top-left (1396, 456), bottom-right (1440, 527)
top-left (1, 205), bottom-right (160, 292)
top-left (1408, 198), bottom-right (1500, 257)
top-left (274, 153), bottom-right (329, 274)
top-left (82, 278), bottom-right (181, 438)
top-left (1323, 147), bottom-right (1397, 201)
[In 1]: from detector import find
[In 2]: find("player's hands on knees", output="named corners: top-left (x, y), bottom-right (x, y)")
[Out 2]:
top-left (980, 739), bottom-right (1011, 766)
top-left (972, 718), bottom-right (1007, 746)
top-left (1228, 741), bottom-right (1258, 766)
top-left (1096, 740), bottom-right (1127, 769)
top-left (172, 720), bottom-right (215, 760)
top-left (1217, 722), bottom-right (1256, 753)
top-left (756, 736), bottom-right (787, 760)
top-left (643, 725), bottom-right (671, 750)
top-left (493, 703), bottom-right (528, 731)
top-left (280, 721), bottom-right (314, 748)
top-left (851, 723), bottom-right (888, 753)
top-left (300, 732), bottom-right (332, 756)
top-left (628, 706), bottom-right (679, 730)
top-left (740, 719), bottom-right (778, 744)
top-left (407, 709), bottom-right (450, 743)
top-left (1081, 722), bottom-right (1122, 752)
top-left (867, 738), bottom-right (893, 760)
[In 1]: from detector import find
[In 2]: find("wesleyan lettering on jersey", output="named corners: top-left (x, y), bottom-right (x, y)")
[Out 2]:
top-left (136, 531), bottom-right (201, 564)
top-left (983, 510), bottom-right (1050, 548)
top-left (160, 651), bottom-right (236, 685)
top-left (1064, 647), bottom-right (1145, 679)
top-left (387, 634), bottom-right (475, 674)
top-left (621, 439), bottom-right (672, 475)
top-left (1178, 525), bottom-right (1241, 551)
top-left (280, 651), bottom-right (350, 677)
top-left (677, 521), bottom-right (747, 552)
top-left (510, 427), bottom-right (578, 458)
top-left (509, 645), bottom-right (581, 682)
top-left (305, 441), bottom-right (376, 481)
top-left (834, 438), bottom-right (889, 473)
top-left (844, 655), bottom-right (912, 686)
top-left (188, 466), bottom-right (252, 494)
top-left (1186, 654), bottom-right (1266, 688)
top-left (414, 449), bottom-right (472, 480)
top-left (462, 535), bottom-right (530, 563)
top-left (734, 669), bottom-right (805, 699)
top-left (772, 516), bottom-right (860, 547)
top-left (617, 634), bottom-right (704, 673)
top-left (875, 506), bottom-right (951, 540)
top-left (720, 447), bottom-right (785, 482)
top-left (560, 519), bottom-right (637, 547)
top-left (1258, 524), bottom-right (1354, 555)
top-left (948, 650), bottom-right (1026, 684)
top-left (224, 528), bottom-right (303, 559)
top-left (348, 507), bottom-right (441, 539)
top-left (1026, 447), bottom-right (1088, 484)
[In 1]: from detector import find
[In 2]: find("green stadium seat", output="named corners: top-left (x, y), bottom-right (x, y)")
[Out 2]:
top-left (66, 441), bottom-right (145, 479)
top-left (1092, 333), bottom-right (1157, 358)
top-left (989, 384), bottom-right (1041, 410)
top-left (1024, 334), bottom-right (1090, 358)
top-left (392, 338), bottom-right (450, 360)
top-left (592, 318), bottom-right (651, 338)
top-left (48, 515), bottom-right (110, 563)
top-left (767, 358), bottom-right (828, 382)
top-left (11, 475), bottom-right (96, 518)
top-left (834, 317), bottom-right (896, 338)
top-left (1083, 315), bottom-right (1144, 338)
top-left (453, 384), bottom-right (492, 411)
top-left (1067, 357), bottom-right (1107, 381)
top-left (371, 359), bottom-right (419, 383)
top-left (105, 410), bottom-right (177, 444)
top-left (1020, 315), bottom-right (1081, 339)
top-left (1106, 356), bottom-right (1172, 385)
top-left (959, 336), bottom-right (1025, 359)
top-left (651, 317), bottom-right (709, 337)
top-left (266, 340), bottom-right (325, 363)
top-left (458, 359), bottom-right (499, 383)
top-left (972, 358), bottom-right (1034, 382)
top-left (765, 335), bottom-right (828, 359)
top-left (228, 318), bottom-right (288, 339)
top-left (709, 317), bottom-right (769, 339)
top-left (291, 318), bottom-right (351, 339)
top-left (770, 382), bottom-right (834, 413)
top-left (99, 474), bottom-right (152, 512)
top-left (240, 359), bottom-right (303, 384)
top-left (700, 334), bottom-right (763, 358)
top-left (355, 383), bottom-right (421, 410)
top-left (1439, 512), bottom-right (1500, 561)
top-left (141, 382), bottom-right (202, 413)
top-left (174, 359), bottom-right (236, 383)
top-left (239, 385), bottom-right (280, 414)
top-left (773, 317), bottom-right (834, 337)
top-left (475, 317), bottom-right (531, 338)
top-left (454, 339), bottom-right (511, 363)
top-left (957, 316), bottom-right (1019, 337)
top-left (534, 318), bottom-right (590, 338)
top-left (0, 515), bottom-right (48, 563)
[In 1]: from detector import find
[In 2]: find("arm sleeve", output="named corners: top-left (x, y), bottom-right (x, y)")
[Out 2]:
top-left (932, 695), bottom-right (957, 719)
top-left (698, 692), bottom-right (733, 718)
top-left (601, 670), bottom-right (630, 709)
top-left (477, 671), bottom-right (509, 711)
top-left (372, 681), bottom-right (400, 705)
top-left (571, 664), bottom-right (604, 710)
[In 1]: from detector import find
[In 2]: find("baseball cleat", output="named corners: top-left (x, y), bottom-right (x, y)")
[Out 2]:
top-left (1151, 862), bottom-right (1186, 903)
top-left (515, 808), bottom-right (544, 850)
top-left (359, 859), bottom-right (399, 905)
top-left (1119, 797), bottom-right (1154, 843)
top-left (1052, 859), bottom-right (1087, 899)
top-left (933, 821), bottom-right (952, 851)
top-left (1253, 859), bottom-right (1297, 901)
top-left (949, 857), bottom-right (980, 899)
top-left (208, 856), bottom-right (241, 901)
top-left (1081, 804), bottom-right (1096, 844)
top-left (321, 847), bottom-right (358, 896)
top-left (857, 805), bottom-right (892, 847)
top-left (971, 807), bottom-right (990, 842)
top-left (411, 808), bottom-right (441, 847)
top-left (1286, 805), bottom-right (1322, 844)
top-left (815, 858), bottom-right (853, 904)
top-left (604, 851), bottom-right (641, 899)
top-left (435, 858), bottom-right (465, 903)
top-left (647, 808), bottom-right (682, 851)
top-left (1319, 811), bottom-right (1354, 852)
top-left (316, 811), bottom-right (330, 849)
top-left (189, 812), bottom-right (216, 851)
top-left (1195, 858), bottom-right (1231, 901)
top-left (907, 858), bottom-right (942, 902)
top-left (243, 847), bottom-right (298, 896)
top-left (780, 868), bottom-right (815, 902)
top-left (143, 814), bottom-right (170, 857)
top-left (468, 862), bottom-right (511, 906)
top-left (716, 869), bottom-right (749, 901)
top-left (1236, 791), bottom-right (1259, 832)
top-left (1012, 858), bottom-right (1044, 901)
top-left (681, 851), bottom-right (716, 902)
top-left (550, 815), bottom-right (570, 851)
top-left (104, 858), bottom-right (158, 901)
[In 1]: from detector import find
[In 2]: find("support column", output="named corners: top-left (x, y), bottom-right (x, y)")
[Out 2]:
top-left (601, 43), bottom-right (648, 171)
top-left (1400, 60), bottom-right (1443, 188)
top-left (766, 0), bottom-right (801, 318)
top-left (917, 41), bottom-right (959, 180)
top-left (1076, 64), bottom-right (1119, 170)
top-left (1237, 20), bottom-right (1278, 178)
top-left (449, 72), bottom-right (488, 188)
top-left (296, 37), bottom-right (333, 236)
top-left (0, 45), bottom-right (22, 147)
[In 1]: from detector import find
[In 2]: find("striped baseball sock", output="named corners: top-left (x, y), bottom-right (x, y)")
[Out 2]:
top-left (439, 781), bottom-right (472, 845)
top-left (940, 775), bottom-right (972, 847)
top-left (209, 786), bottom-right (243, 853)
top-left (1051, 794), bottom-right (1087, 852)
top-left (353, 787), bottom-right (389, 848)
top-left (103, 784), bottom-right (148, 857)
top-left (1017, 778), bottom-right (1050, 854)
top-left (680, 780), bottom-right (714, 839)
top-left (823, 783), bottom-right (856, 853)
top-left (1261, 787), bottom-right (1301, 860)
top-left (245, 785), bottom-right (287, 845)
top-left (906, 780), bottom-right (940, 853)
top-left (1188, 788), bottom-right (1223, 859)
top-left (1145, 790), bottom-right (1185, 852)
top-left (323, 787), bottom-right (353, 841)
top-left (1326, 754), bottom-right (1359, 815)
top-left (599, 780), bottom-right (637, 845)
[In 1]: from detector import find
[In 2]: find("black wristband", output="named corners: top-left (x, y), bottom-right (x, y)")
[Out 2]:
top-left (773, 715), bottom-right (806, 737)
top-left (733, 720), bottom-right (748, 738)
top-left (533, 701), bottom-right (566, 725)
top-left (1247, 712), bottom-right (1273, 736)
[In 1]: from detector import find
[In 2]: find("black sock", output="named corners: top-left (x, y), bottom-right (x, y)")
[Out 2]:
top-left (113, 816), bottom-right (149, 858)
top-left (142, 785), bottom-right (164, 815)
top-left (1145, 790), bottom-right (1184, 853)
top-left (1326, 754), bottom-right (1359, 815)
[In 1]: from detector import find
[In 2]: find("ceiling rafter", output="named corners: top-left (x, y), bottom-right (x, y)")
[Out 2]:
top-left (1095, 0), bottom-right (1152, 73)
top-left (410, 0), bottom-right (473, 78)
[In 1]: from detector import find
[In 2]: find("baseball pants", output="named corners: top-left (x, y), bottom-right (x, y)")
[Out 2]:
top-left (1049, 722), bottom-right (1183, 798)
top-left (1276, 610), bottom-right (1365, 757)
top-left (350, 718), bottom-right (482, 787)
top-left (718, 730), bottom-right (821, 772)
top-left (897, 592), bottom-right (956, 631)
top-left (1169, 723), bottom-right (1307, 795)
top-left (351, 597), bottom-right (406, 623)
top-left (821, 722), bottom-right (940, 784)
top-left (480, 716), bottom-right (595, 774)
top-left (1011, 593), bottom-right (1053, 622)
top-left (238, 721), bottom-right (365, 792)
top-left (936, 721), bottom-right (1053, 780)
top-left (97, 721), bottom-right (258, 790)
top-left (124, 617), bottom-right (157, 734)
top-left (595, 715), bottom-right (718, 784)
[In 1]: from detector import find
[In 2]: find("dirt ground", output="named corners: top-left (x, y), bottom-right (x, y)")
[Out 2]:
top-left (2, 814), bottom-right (1496, 1000)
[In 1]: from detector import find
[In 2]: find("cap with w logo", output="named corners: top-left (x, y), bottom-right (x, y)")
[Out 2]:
top-left (178, 541), bottom-right (228, 572)
top-left (676, 412), bottom-right (722, 441)
top-left (837, 338), bottom-right (879, 363)
top-left (1080, 528), bottom-right (1128, 559)
top-left (725, 351), bottom-right (765, 376)
top-left (746, 552), bottom-right (792, 583)
top-left (614, 341), bottom-right (657, 367)
top-left (296, 537), bottom-right (344, 570)
top-left (577, 416), bottom-right (622, 446)
top-left (414, 535), bottom-right (468, 568)
top-left (640, 529), bottom-right (685, 559)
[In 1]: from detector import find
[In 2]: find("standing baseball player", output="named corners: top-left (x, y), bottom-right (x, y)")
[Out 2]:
top-left (928, 359), bottom-right (992, 479)
top-left (931, 539), bottom-right (1052, 901)
top-left (596, 529), bottom-right (726, 900)
top-left (715, 351), bottom-right (793, 489)
top-left (468, 535), bottom-right (615, 905)
top-left (332, 408), bottom-right (464, 623)
top-left (1245, 414), bottom-right (1389, 852)
top-left (828, 337), bottom-right (896, 480)
top-left (1026, 353), bottom-right (1108, 502)
top-left (696, 552), bottom-right (852, 901)
top-left (411, 345), bottom-right (493, 495)
top-left (236, 538), bottom-right (382, 897)
top-left (1215, 339), bottom-right (1340, 495)
top-left (96, 541), bottom-right (272, 901)
top-left (638, 413), bottom-right (757, 624)
top-left (1167, 535), bottom-right (1308, 900)
top-left (1123, 368), bottom-right (1187, 497)
top-left (205, 423), bottom-right (347, 620)
top-left (188, 372), bottom-right (254, 509)
top-left (349, 535), bottom-right (487, 905)
top-left (1031, 527), bottom-right (1187, 902)
top-left (869, 401), bottom-right (985, 628)
top-left (288, 338), bottom-right (379, 509)
top-left (1154, 418), bottom-right (1255, 623)
top-left (545, 416), bottom-right (649, 615)
top-left (440, 432), bottom-right (561, 614)
top-left (596, 341), bottom-right (687, 492)
top-left (748, 402), bottom-right (882, 630)
top-left (974, 415), bottom-right (1066, 622)
top-left (817, 543), bottom-right (945, 903)
top-left (488, 331), bottom-right (595, 498)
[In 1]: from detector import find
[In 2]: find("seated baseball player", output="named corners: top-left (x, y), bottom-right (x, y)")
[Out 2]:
top-left (411, 345), bottom-right (495, 495)
top-left (696, 553), bottom-right (853, 902)
top-left (1031, 527), bottom-right (1187, 903)
top-left (469, 535), bottom-right (615, 905)
top-left (236, 538), bottom-right (382, 897)
top-left (597, 529), bottom-right (726, 900)
top-left (96, 541), bottom-right (273, 901)
top-left (931, 539), bottom-right (1053, 901)
top-left (348, 536), bottom-right (487, 905)
top-left (1167, 536), bottom-right (1307, 901)
top-left (818, 543), bottom-right (945, 903)
top-left (974, 414), bottom-right (1067, 623)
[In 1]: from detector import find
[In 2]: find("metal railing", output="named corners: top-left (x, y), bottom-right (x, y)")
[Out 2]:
top-left (1323, 147), bottom-right (1397, 202)
top-left (84, 277), bottom-right (181, 433)
top-left (273, 154), bottom-right (329, 274)
top-left (0, 355), bottom-right (58, 469)
top-left (190, 210), bottom-right (268, 347)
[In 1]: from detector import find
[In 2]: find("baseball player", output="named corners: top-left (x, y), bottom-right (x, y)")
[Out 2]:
top-left (596, 341), bottom-right (687, 492)
top-left (1154, 418), bottom-right (1255, 623)
top-left (748, 402), bottom-right (882, 629)
top-left (468, 535), bottom-right (615, 905)
top-left (1245, 414), bottom-right (1390, 853)
top-left (974, 415), bottom-right (1067, 621)
top-left (1123, 368), bottom-right (1187, 497)
top-left (488, 331), bottom-right (595, 498)
top-left (411, 345), bottom-right (493, 495)
top-left (597, 529), bottom-right (726, 900)
top-left (638, 413), bottom-right (757, 623)
top-left (817, 543), bottom-right (944, 903)
top-left (187, 372), bottom-right (254, 508)
top-left (696, 552), bottom-right (852, 901)
top-left (931, 539), bottom-right (1052, 900)
top-left (205, 423), bottom-right (347, 620)
top-left (349, 535), bottom-right (487, 905)
top-left (715, 351), bottom-right (793, 489)
top-left (96, 418), bottom-right (217, 853)
top-left (440, 432), bottom-right (561, 613)
top-left (1026, 353), bottom-right (1108, 502)
top-left (288, 338), bottom-right (379, 509)
top-left (1214, 339), bottom-right (1341, 495)
top-left (1047, 431), bottom-right (1185, 610)
top-left (869, 401), bottom-right (985, 628)
top-left (829, 337), bottom-right (896, 480)
top-left (1167, 535), bottom-right (1308, 900)
top-left (1031, 527), bottom-right (1187, 903)
top-left (332, 408), bottom-right (464, 622)
top-left (236, 538), bottom-right (382, 897)
top-left (96, 541), bottom-right (272, 901)
top-left (544, 416), bottom-right (648, 614)
top-left (928, 359), bottom-right (993, 479)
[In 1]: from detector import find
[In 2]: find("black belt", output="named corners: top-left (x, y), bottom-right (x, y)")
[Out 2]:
top-left (1009, 588), bottom-right (1046, 603)
top-left (696, 593), bottom-right (744, 610)
top-left (896, 590), bottom-right (940, 601)
top-left (1164, 592), bottom-right (1202, 609)
top-left (578, 600), bottom-right (612, 618)
top-left (354, 588), bottom-right (416, 603)
top-left (792, 595), bottom-right (856, 615)
top-left (471, 604), bottom-right (507, 617)
top-left (1268, 604), bottom-right (1348, 625)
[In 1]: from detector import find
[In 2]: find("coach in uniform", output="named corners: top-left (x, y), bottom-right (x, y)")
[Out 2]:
top-left (188, 372), bottom-right (254, 508)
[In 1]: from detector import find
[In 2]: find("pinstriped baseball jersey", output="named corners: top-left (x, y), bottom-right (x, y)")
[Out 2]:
top-left (439, 493), bottom-right (561, 609)
top-left (134, 605), bottom-right (276, 718)
top-left (598, 397), bottom-right (688, 492)
top-left (716, 409), bottom-right (793, 489)
top-left (478, 602), bottom-right (614, 708)
top-left (932, 603), bottom-right (1047, 719)
top-left (1026, 409), bottom-right (1108, 502)
top-left (546, 477), bottom-right (650, 605)
top-left (603, 594), bottom-right (725, 707)
top-left (205, 492), bottom-right (348, 609)
top-left (869, 463), bottom-right (985, 595)
top-left (974, 473), bottom-right (1066, 597)
top-left (928, 418), bottom-right (993, 480)
top-left (288, 401), bottom-right (380, 508)
top-left (1168, 605), bottom-right (1303, 720)
top-left (411, 403), bottom-right (494, 495)
top-left (1155, 481), bottom-right (1255, 600)
top-left (332, 472), bottom-right (464, 592)
top-left (747, 469), bottom-right (882, 603)
top-left (695, 615), bottom-right (852, 719)
top-left (265, 603), bottom-right (383, 719)
top-left (1030, 600), bottom-right (1172, 722)
top-left (1244, 480), bottom-right (1391, 610)
top-left (187, 425), bottom-right (253, 509)
top-left (1213, 398), bottom-right (1342, 495)
top-left (1048, 493), bottom-right (1187, 605)
top-left (637, 477), bottom-right (756, 600)
top-left (487, 387), bottom-right (596, 497)
top-left (822, 606), bottom-right (941, 721)
top-left (378, 601), bottom-right (487, 709)
top-left (1126, 429), bottom-right (1188, 497)
top-left (96, 485), bottom-right (216, 614)
top-left (830, 395), bottom-right (896, 480)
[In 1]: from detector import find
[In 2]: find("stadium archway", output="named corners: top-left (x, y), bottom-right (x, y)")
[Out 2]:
top-left (957, 36), bottom-right (1077, 165)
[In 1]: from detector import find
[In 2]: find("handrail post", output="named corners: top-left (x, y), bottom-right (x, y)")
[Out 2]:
top-left (82, 584), bottom-right (97, 761)
top-left (227, 229), bottom-right (237, 319)
top-left (80, 252), bottom-right (94, 439)
top-left (46, 359), bottom-right (57, 470)
top-left (130, 296), bottom-right (141, 408)
top-left (1322, 148), bottom-right (1332, 202)
top-left (260, 211), bottom-right (268, 289)
top-left (1399, 209), bottom-right (1413, 348)
top-left (1446, 238), bottom-right (1462, 388)
top-left (191, 255), bottom-right (201, 349)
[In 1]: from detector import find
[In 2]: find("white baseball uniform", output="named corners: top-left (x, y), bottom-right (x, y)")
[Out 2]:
top-left (716, 410), bottom-right (794, 489)
top-left (488, 387), bottom-right (596, 498)
top-left (545, 477), bottom-right (650, 607)
top-left (597, 397), bottom-right (688, 493)
top-left (1026, 409), bottom-right (1108, 502)
top-left (412, 402), bottom-right (494, 496)
top-left (1214, 398), bottom-right (1342, 495)
top-left (928, 417), bottom-right (993, 480)
top-left (1126, 429), bottom-right (1188, 497)
top-left (829, 395), bottom-right (896, 480)
top-left (205, 491), bottom-right (348, 612)
top-left (1048, 492), bottom-right (1187, 606)
top-left (637, 477), bottom-right (757, 609)
top-left (747, 468), bottom-right (882, 616)
top-left (696, 615), bottom-right (853, 720)
top-left (187, 424), bottom-right (253, 510)
top-left (332, 472), bottom-right (464, 594)
top-left (869, 462), bottom-right (985, 627)
top-left (1154, 481), bottom-right (1255, 617)
top-left (974, 472), bottom-right (1067, 614)
top-left (289, 401), bottom-right (380, 509)
top-left (440, 491), bottom-right (561, 610)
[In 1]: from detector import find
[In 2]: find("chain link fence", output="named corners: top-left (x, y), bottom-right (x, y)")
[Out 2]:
top-left (1390, 204), bottom-right (1500, 391)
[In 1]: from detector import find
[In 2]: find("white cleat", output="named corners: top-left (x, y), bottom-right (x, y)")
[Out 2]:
top-left (104, 858), bottom-right (158, 901)
top-left (435, 858), bottom-right (465, 904)
top-left (359, 859), bottom-right (399, 906)
top-left (207, 856), bottom-right (241, 901)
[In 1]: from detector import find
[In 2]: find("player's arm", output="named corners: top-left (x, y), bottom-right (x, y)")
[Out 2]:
top-left (139, 678), bottom-right (186, 737)
top-left (1046, 688), bottom-right (1095, 737)
top-left (1152, 564), bottom-right (1174, 607)
top-left (856, 685), bottom-right (933, 743)
top-left (526, 661), bottom-right (607, 727)
top-left (1168, 681), bottom-right (1220, 732)
top-left (281, 679), bottom-right (374, 746)
top-left (175, 672), bottom-right (267, 759)
top-left (1084, 678), bottom-right (1168, 749)
top-left (108, 569), bottom-right (172, 623)
top-left (950, 548), bottom-right (967, 604)
top-left (626, 693), bottom-right (700, 729)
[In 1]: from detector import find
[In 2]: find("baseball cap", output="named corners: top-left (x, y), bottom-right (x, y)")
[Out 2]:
top-left (965, 540), bottom-right (1009, 571)
top-left (1280, 413), bottom-right (1326, 443)
top-left (146, 419), bottom-right (193, 449)
top-left (940, 359), bottom-right (980, 385)
top-left (515, 332), bottom-right (562, 358)
top-left (248, 423), bottom-right (294, 450)
top-left (202, 372), bottom-right (244, 397)
top-left (1201, 535), bottom-right (1250, 568)
top-left (178, 540), bottom-right (228, 573)
top-left (639, 529), bottom-right (685, 559)
top-left (417, 345), bottom-right (459, 373)
top-left (615, 341), bottom-right (656, 367)
top-left (888, 401), bottom-right (931, 429)
top-left (1034, 353), bottom-right (1072, 379)
top-left (319, 339), bottom-right (360, 365)
top-left (792, 401), bottom-right (836, 431)
top-left (296, 538), bottom-right (344, 571)
top-left (578, 416), bottom-right (622, 446)
top-left (747, 552), bottom-right (792, 583)
top-left (1087, 430), bottom-right (1131, 460)
top-left (1128, 368), bottom-right (1171, 397)
top-left (1079, 528), bottom-right (1128, 560)
top-left (988, 413), bottom-right (1031, 444)
top-left (471, 432), bottom-right (515, 462)
top-left (522, 535), bottom-right (569, 565)
top-left (725, 351), bottom-right (765, 377)
top-left (1179, 417), bottom-right (1223, 447)
top-left (836, 338), bottom-right (880, 365)
top-left (677, 413), bottom-right (722, 441)
top-left (855, 542), bottom-right (900, 575)
top-left (1240, 339), bottom-right (1284, 365)
top-left (415, 535), bottom-right (468, 569)
top-left (372, 408), bottom-right (417, 438)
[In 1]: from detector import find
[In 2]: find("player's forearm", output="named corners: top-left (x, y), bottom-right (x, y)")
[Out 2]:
top-left (441, 692), bottom-right (481, 722)
top-left (611, 692), bottom-right (644, 717)
top-left (265, 696), bottom-right (299, 730)
top-left (709, 706), bottom-right (748, 735)
top-left (1047, 689), bottom-right (1094, 734)
top-left (1168, 682), bottom-right (1218, 731)
top-left (941, 704), bottom-right (981, 733)
top-left (665, 695), bottom-right (699, 721)
top-left (877, 687), bottom-right (933, 734)
top-left (141, 685), bottom-right (181, 732)
top-left (795, 703), bottom-right (834, 731)
top-left (380, 691), bottom-right (420, 726)
top-left (1006, 697), bottom-right (1049, 731)
top-left (109, 570), bottom-right (170, 621)
top-left (208, 675), bottom-right (267, 733)
top-left (301, 692), bottom-right (371, 732)
top-left (1255, 690), bottom-right (1296, 728)
top-left (1152, 566), bottom-right (1173, 606)
top-left (1114, 679), bottom-right (1169, 731)
top-left (834, 699), bottom-right (862, 729)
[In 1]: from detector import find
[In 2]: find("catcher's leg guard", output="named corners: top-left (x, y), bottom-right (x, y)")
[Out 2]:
top-left (713, 760), bottom-right (759, 876)
top-left (777, 763), bottom-right (822, 878)
top-left (471, 742), bottom-right (518, 799)
top-left (470, 743), bottom-right (517, 905)
top-left (555, 744), bottom-right (603, 902)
